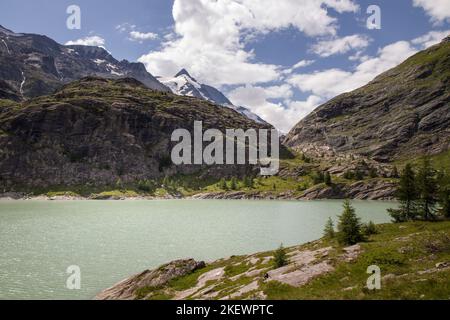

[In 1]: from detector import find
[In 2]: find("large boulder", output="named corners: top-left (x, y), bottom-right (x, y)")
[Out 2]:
top-left (95, 259), bottom-right (205, 300)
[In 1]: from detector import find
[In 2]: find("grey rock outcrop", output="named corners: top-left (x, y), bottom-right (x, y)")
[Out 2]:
top-left (0, 77), bottom-right (268, 191)
top-left (95, 259), bottom-right (205, 300)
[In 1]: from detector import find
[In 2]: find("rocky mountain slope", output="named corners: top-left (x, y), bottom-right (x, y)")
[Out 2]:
top-left (0, 77), bottom-right (268, 191)
top-left (0, 25), bottom-right (169, 100)
top-left (159, 69), bottom-right (268, 124)
top-left (285, 37), bottom-right (450, 163)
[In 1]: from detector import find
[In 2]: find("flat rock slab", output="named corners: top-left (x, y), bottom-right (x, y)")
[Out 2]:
top-left (268, 261), bottom-right (334, 287)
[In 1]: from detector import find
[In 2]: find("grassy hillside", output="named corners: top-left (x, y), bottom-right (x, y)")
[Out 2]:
top-left (131, 221), bottom-right (450, 300)
top-left (285, 39), bottom-right (450, 162)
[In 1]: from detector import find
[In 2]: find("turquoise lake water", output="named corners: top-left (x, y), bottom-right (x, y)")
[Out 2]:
top-left (0, 199), bottom-right (396, 300)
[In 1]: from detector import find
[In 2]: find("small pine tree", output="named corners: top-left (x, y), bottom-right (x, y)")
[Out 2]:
top-left (437, 169), bottom-right (450, 218)
top-left (343, 170), bottom-right (355, 180)
top-left (115, 178), bottom-right (123, 190)
top-left (324, 172), bottom-right (332, 186)
top-left (323, 217), bottom-right (335, 239)
top-left (337, 200), bottom-right (363, 245)
top-left (312, 171), bottom-right (325, 184)
top-left (416, 158), bottom-right (437, 221)
top-left (369, 168), bottom-right (378, 178)
top-left (163, 176), bottom-right (171, 189)
top-left (219, 178), bottom-right (228, 190)
top-left (440, 189), bottom-right (450, 219)
top-left (244, 176), bottom-right (254, 188)
top-left (230, 177), bottom-right (238, 190)
top-left (273, 244), bottom-right (288, 268)
top-left (388, 163), bottom-right (418, 222)
top-left (362, 221), bottom-right (378, 236)
top-left (354, 170), bottom-right (365, 181)
top-left (392, 166), bottom-right (399, 178)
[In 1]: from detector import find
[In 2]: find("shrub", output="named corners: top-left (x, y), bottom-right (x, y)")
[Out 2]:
top-left (137, 180), bottom-right (156, 193)
top-left (311, 171), bottom-right (325, 184)
top-left (362, 221), bottom-right (378, 236)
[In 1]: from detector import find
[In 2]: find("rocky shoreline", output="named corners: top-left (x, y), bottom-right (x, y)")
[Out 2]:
top-left (94, 221), bottom-right (450, 300)
top-left (190, 179), bottom-right (396, 201)
top-left (0, 179), bottom-right (396, 201)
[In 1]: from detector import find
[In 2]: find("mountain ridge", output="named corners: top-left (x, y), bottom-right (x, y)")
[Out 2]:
top-left (159, 69), bottom-right (269, 125)
top-left (0, 77), bottom-right (269, 191)
top-left (0, 25), bottom-right (170, 100)
top-left (284, 36), bottom-right (450, 162)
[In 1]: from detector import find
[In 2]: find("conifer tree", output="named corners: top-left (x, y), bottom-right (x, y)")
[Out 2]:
top-left (273, 244), bottom-right (288, 268)
top-left (323, 217), bottom-right (335, 239)
top-left (244, 176), bottom-right (254, 188)
top-left (369, 168), bottom-right (378, 178)
top-left (219, 178), bottom-right (228, 190)
top-left (437, 169), bottom-right (450, 218)
top-left (416, 158), bottom-right (437, 221)
top-left (337, 200), bottom-right (363, 245)
top-left (324, 172), bottom-right (332, 186)
top-left (392, 166), bottom-right (399, 178)
top-left (388, 163), bottom-right (418, 222)
top-left (230, 177), bottom-right (238, 190)
top-left (362, 221), bottom-right (378, 236)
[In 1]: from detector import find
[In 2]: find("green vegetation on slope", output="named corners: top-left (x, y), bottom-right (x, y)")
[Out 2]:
top-left (131, 220), bottom-right (450, 300)
top-left (262, 221), bottom-right (450, 300)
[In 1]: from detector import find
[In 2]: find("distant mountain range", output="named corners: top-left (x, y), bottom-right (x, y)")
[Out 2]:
top-left (0, 25), bottom-right (268, 125)
top-left (1, 25), bottom-right (449, 199)
top-left (159, 69), bottom-right (268, 124)
top-left (0, 25), bottom-right (169, 100)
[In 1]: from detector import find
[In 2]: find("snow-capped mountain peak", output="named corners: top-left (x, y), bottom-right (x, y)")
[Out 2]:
top-left (175, 68), bottom-right (195, 79)
top-left (159, 69), bottom-right (268, 125)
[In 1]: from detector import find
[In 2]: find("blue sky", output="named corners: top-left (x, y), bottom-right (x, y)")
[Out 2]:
top-left (1, 0), bottom-right (449, 131)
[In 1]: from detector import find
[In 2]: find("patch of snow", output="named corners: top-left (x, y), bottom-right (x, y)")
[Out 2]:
top-left (93, 59), bottom-right (106, 65)
top-left (106, 63), bottom-right (118, 70)
top-left (1, 39), bottom-right (10, 54)
top-left (160, 71), bottom-right (268, 125)
top-left (159, 76), bottom-right (189, 95)
top-left (110, 70), bottom-right (124, 76)
top-left (20, 71), bottom-right (26, 97)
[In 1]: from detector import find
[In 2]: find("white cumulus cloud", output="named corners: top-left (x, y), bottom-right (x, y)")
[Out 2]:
top-left (129, 31), bottom-right (159, 42)
top-left (283, 60), bottom-right (315, 75)
top-left (412, 29), bottom-right (450, 49)
top-left (413, 0), bottom-right (450, 23)
top-left (65, 36), bottom-right (106, 47)
top-left (311, 34), bottom-right (371, 57)
top-left (228, 84), bottom-right (322, 132)
top-left (288, 41), bottom-right (417, 98)
top-left (138, 0), bottom-right (359, 86)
